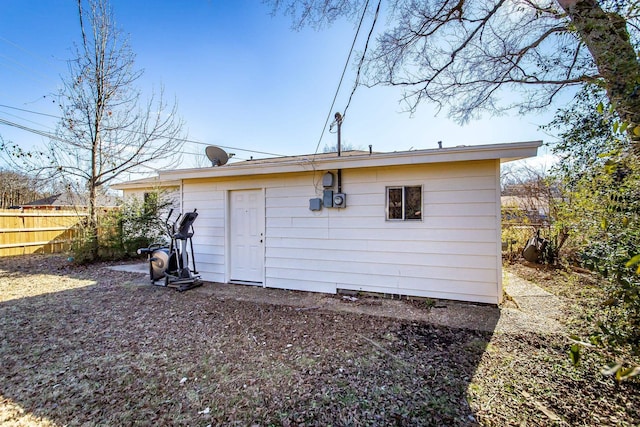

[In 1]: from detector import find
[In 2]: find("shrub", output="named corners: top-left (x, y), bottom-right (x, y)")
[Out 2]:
top-left (71, 190), bottom-right (174, 262)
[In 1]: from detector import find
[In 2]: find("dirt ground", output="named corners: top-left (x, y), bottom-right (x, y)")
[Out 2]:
top-left (0, 254), bottom-right (638, 426)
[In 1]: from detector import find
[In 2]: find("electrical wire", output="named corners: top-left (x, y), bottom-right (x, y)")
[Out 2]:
top-left (183, 140), bottom-right (285, 157)
top-left (0, 109), bottom-right (58, 130)
top-left (0, 117), bottom-right (210, 171)
top-left (0, 36), bottom-right (59, 67)
top-left (0, 53), bottom-right (52, 85)
top-left (312, 0), bottom-right (371, 156)
top-left (0, 117), bottom-right (236, 167)
top-left (0, 38), bottom-right (277, 166)
top-left (1, 31), bottom-right (289, 159)
top-left (0, 103), bottom-right (59, 118)
top-left (342, 0), bottom-right (382, 120)
top-left (0, 104), bottom-right (287, 157)
top-left (0, 117), bottom-right (65, 143)
top-left (0, 36), bottom-right (62, 90)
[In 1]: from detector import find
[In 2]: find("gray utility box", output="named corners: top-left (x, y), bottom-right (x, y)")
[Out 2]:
top-left (333, 193), bottom-right (346, 208)
top-left (323, 189), bottom-right (334, 208)
top-left (309, 198), bottom-right (322, 211)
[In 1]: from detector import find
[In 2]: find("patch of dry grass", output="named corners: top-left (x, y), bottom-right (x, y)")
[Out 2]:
top-left (0, 254), bottom-right (638, 426)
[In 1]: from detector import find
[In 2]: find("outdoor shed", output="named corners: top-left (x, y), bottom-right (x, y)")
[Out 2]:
top-left (114, 141), bottom-right (541, 304)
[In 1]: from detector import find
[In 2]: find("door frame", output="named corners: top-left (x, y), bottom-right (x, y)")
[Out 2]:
top-left (226, 188), bottom-right (265, 286)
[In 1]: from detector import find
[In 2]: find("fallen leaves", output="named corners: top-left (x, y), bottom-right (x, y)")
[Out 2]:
top-left (0, 254), bottom-right (638, 426)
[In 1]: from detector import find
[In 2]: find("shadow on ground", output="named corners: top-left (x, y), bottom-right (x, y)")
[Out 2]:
top-left (0, 256), bottom-right (499, 426)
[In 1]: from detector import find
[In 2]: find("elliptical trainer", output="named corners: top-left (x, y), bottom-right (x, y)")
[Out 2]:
top-left (137, 208), bottom-right (202, 292)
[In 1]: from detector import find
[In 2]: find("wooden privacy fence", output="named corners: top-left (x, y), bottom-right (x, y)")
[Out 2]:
top-left (0, 209), bottom-right (87, 257)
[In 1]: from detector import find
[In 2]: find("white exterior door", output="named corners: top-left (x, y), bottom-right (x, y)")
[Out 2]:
top-left (230, 189), bottom-right (264, 284)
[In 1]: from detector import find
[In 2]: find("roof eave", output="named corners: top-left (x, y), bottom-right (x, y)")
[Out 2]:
top-left (111, 178), bottom-right (182, 191)
top-left (159, 140), bottom-right (542, 181)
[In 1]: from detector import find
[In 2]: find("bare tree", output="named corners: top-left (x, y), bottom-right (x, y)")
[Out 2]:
top-left (0, 169), bottom-right (49, 208)
top-left (501, 162), bottom-right (556, 225)
top-left (6, 0), bottom-right (185, 259)
top-left (270, 0), bottom-right (640, 146)
top-left (322, 142), bottom-right (357, 152)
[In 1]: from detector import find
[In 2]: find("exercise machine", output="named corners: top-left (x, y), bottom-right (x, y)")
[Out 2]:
top-left (137, 209), bottom-right (202, 292)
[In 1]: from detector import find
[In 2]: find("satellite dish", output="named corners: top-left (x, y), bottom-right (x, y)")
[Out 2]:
top-left (205, 146), bottom-right (229, 166)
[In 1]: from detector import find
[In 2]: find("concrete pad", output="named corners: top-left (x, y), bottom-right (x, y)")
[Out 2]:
top-left (499, 271), bottom-right (564, 334)
top-left (106, 263), bottom-right (148, 274)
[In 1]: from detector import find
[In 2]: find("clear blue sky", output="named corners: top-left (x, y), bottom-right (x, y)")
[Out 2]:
top-left (0, 0), bottom-right (559, 174)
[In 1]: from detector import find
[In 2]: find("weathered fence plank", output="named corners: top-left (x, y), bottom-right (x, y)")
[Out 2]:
top-left (0, 210), bottom-right (87, 256)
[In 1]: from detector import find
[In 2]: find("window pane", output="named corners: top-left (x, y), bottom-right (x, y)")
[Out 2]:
top-left (404, 186), bottom-right (422, 220)
top-left (388, 188), bottom-right (403, 219)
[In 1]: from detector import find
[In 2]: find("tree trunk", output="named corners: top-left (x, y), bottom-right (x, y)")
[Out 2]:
top-left (88, 178), bottom-right (99, 260)
top-left (557, 0), bottom-right (640, 150)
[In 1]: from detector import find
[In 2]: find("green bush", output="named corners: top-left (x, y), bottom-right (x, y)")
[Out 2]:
top-left (71, 191), bottom-right (173, 262)
top-left (556, 153), bottom-right (640, 347)
top-left (548, 88), bottom-right (640, 377)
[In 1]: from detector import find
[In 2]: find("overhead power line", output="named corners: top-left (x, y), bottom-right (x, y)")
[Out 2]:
top-left (0, 103), bottom-right (60, 118)
top-left (0, 104), bottom-right (287, 158)
top-left (0, 117), bottom-right (65, 143)
top-left (343, 0), bottom-right (382, 120)
top-left (313, 0), bottom-right (372, 156)
top-left (0, 36), bottom-right (62, 87)
top-left (0, 36), bottom-right (59, 67)
top-left (0, 110), bottom-right (54, 131)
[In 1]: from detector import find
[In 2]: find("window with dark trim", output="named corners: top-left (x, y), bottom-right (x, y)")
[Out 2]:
top-left (386, 186), bottom-right (422, 220)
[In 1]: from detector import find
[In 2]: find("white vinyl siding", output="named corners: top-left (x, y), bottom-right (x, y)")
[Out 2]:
top-left (179, 159), bottom-right (501, 303)
top-left (180, 181), bottom-right (226, 283)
